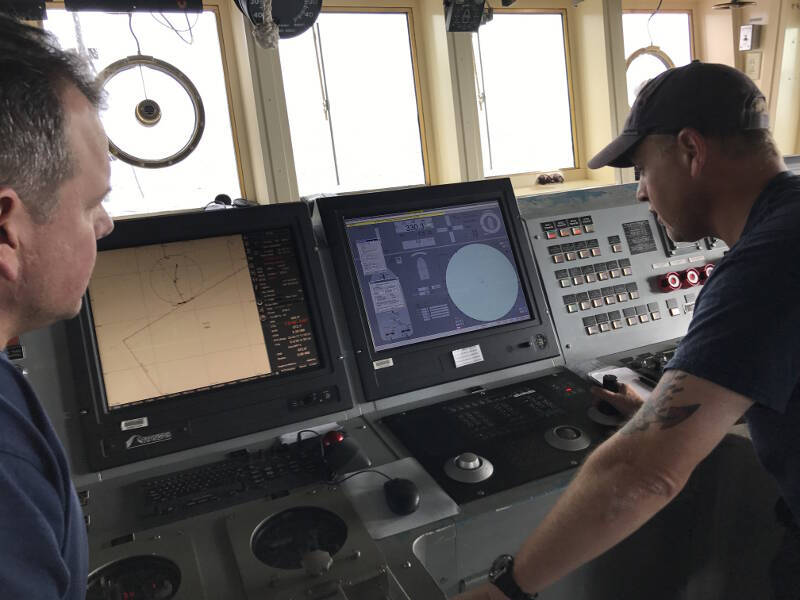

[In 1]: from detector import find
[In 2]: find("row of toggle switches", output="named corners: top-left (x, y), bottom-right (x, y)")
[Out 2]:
top-left (563, 283), bottom-right (640, 313)
top-left (582, 302), bottom-right (662, 335)
top-left (555, 259), bottom-right (633, 288)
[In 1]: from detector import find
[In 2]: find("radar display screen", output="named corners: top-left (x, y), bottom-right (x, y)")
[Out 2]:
top-left (87, 228), bottom-right (320, 410)
top-left (344, 201), bottom-right (532, 352)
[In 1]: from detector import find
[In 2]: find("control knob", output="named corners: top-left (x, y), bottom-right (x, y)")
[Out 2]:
top-left (700, 263), bottom-right (714, 283)
top-left (660, 271), bottom-right (682, 291)
top-left (681, 268), bottom-right (700, 288)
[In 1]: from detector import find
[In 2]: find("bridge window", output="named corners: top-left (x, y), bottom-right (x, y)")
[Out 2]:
top-left (44, 6), bottom-right (243, 217)
top-left (622, 11), bottom-right (693, 106)
top-left (472, 11), bottom-right (576, 177)
top-left (279, 10), bottom-right (427, 197)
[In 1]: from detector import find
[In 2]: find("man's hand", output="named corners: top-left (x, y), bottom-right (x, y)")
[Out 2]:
top-left (591, 381), bottom-right (644, 417)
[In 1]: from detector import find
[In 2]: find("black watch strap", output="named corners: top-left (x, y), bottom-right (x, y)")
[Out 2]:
top-left (488, 554), bottom-right (537, 600)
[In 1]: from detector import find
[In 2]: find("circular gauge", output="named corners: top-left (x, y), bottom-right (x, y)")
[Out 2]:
top-left (251, 507), bottom-right (348, 569)
top-left (86, 555), bottom-right (180, 600)
top-left (236, 0), bottom-right (323, 39)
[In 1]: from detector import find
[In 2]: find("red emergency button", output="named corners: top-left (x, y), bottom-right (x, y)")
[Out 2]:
top-left (660, 272), bottom-right (682, 291)
top-left (681, 268), bottom-right (700, 288)
top-left (323, 430), bottom-right (345, 447)
top-left (700, 263), bottom-right (714, 282)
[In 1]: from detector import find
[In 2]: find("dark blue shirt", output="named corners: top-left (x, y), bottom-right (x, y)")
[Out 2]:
top-left (0, 353), bottom-right (88, 599)
top-left (668, 170), bottom-right (800, 526)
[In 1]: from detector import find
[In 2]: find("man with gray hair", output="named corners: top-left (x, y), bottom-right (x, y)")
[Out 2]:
top-left (0, 13), bottom-right (113, 598)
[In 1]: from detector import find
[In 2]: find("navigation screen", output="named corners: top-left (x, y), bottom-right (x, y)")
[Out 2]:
top-left (87, 228), bottom-right (320, 410)
top-left (344, 201), bottom-right (532, 352)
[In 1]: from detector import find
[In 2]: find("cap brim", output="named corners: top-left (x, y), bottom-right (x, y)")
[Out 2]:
top-left (587, 132), bottom-right (644, 169)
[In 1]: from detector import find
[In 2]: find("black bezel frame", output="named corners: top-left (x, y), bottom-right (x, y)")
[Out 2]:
top-left (318, 179), bottom-right (560, 401)
top-left (68, 203), bottom-right (352, 471)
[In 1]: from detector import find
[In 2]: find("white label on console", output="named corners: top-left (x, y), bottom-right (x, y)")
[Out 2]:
top-left (452, 345), bottom-right (484, 368)
top-left (688, 255), bottom-right (705, 263)
top-left (373, 358), bottom-right (394, 370)
top-left (120, 417), bottom-right (149, 431)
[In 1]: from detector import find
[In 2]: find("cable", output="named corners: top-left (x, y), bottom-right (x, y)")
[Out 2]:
top-left (151, 11), bottom-right (199, 45)
top-left (646, 0), bottom-right (665, 47)
top-left (330, 469), bottom-right (393, 485)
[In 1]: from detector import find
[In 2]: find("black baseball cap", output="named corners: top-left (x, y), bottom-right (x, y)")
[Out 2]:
top-left (588, 61), bottom-right (769, 169)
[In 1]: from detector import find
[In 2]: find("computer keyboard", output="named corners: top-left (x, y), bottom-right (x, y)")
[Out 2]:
top-left (442, 384), bottom-right (564, 442)
top-left (139, 439), bottom-right (327, 518)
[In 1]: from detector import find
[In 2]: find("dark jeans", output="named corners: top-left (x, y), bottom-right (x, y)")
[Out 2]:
top-left (771, 499), bottom-right (800, 600)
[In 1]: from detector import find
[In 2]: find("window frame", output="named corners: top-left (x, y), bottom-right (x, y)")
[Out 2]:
top-left (456, 6), bottom-right (581, 188)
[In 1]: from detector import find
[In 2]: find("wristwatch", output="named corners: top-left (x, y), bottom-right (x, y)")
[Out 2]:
top-left (488, 554), bottom-right (537, 599)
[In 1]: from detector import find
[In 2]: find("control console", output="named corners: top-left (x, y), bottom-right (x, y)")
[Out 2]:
top-left (519, 184), bottom-right (726, 366)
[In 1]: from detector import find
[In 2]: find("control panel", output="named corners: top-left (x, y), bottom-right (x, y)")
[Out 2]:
top-left (519, 184), bottom-right (726, 365)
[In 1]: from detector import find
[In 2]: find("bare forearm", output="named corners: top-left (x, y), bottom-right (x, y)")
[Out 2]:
top-left (511, 438), bottom-right (683, 594)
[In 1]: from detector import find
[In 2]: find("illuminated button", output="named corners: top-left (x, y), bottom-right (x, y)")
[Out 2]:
top-left (559, 228), bottom-right (571, 237)
top-left (685, 303), bottom-right (695, 313)
top-left (611, 243), bottom-right (623, 253)
top-left (572, 276), bottom-right (583, 286)
top-left (651, 311), bottom-right (662, 320)
top-left (559, 279), bottom-right (571, 288)
top-left (571, 227), bottom-right (583, 236)
top-left (629, 290), bottom-right (640, 300)
top-left (592, 298), bottom-right (603, 308)
top-left (599, 322), bottom-right (611, 332)
top-left (604, 296), bottom-right (616, 305)
top-left (610, 269), bottom-right (622, 278)
top-left (669, 307), bottom-right (681, 316)
top-left (585, 273), bottom-right (597, 283)
top-left (597, 271), bottom-right (609, 281)
top-left (638, 314), bottom-right (650, 323)
top-left (622, 267), bottom-right (633, 276)
top-left (552, 254), bottom-right (564, 264)
top-left (545, 231), bottom-right (557, 240)
top-left (626, 317), bottom-right (638, 326)
top-left (578, 249), bottom-right (591, 259)
top-left (682, 268), bottom-right (701, 288)
top-left (565, 252), bottom-right (577, 261)
top-left (591, 248), bottom-right (602, 257)
top-left (617, 293), bottom-right (628, 302)
top-left (566, 303), bottom-right (578, 313)
top-left (661, 272), bottom-right (682, 291)
top-left (612, 319), bottom-right (623, 329)
top-left (586, 325), bottom-right (600, 335)
top-left (584, 224), bottom-right (595, 233)
top-left (580, 301), bottom-right (592, 310)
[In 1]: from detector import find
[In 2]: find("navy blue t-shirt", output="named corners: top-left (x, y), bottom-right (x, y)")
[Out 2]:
top-left (668, 170), bottom-right (800, 526)
top-left (0, 353), bottom-right (88, 598)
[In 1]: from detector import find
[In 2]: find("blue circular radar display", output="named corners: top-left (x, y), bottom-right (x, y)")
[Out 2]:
top-left (446, 243), bottom-right (519, 322)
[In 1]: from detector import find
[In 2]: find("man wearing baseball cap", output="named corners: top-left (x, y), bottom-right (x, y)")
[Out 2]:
top-left (455, 62), bottom-right (800, 600)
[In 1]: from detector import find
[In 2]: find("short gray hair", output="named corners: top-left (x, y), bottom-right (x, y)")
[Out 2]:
top-left (0, 14), bottom-right (103, 222)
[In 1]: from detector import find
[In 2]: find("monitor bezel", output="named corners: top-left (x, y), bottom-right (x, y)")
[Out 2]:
top-left (68, 203), bottom-right (352, 470)
top-left (318, 179), bottom-right (559, 401)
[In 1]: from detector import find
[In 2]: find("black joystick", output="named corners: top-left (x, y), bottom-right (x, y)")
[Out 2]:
top-left (602, 374), bottom-right (620, 393)
top-left (597, 374), bottom-right (623, 417)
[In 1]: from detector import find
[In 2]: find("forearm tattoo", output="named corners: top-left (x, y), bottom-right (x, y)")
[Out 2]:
top-left (621, 373), bottom-right (699, 435)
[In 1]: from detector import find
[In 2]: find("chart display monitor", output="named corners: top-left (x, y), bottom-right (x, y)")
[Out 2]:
top-left (87, 228), bottom-right (320, 411)
top-left (344, 201), bottom-right (533, 352)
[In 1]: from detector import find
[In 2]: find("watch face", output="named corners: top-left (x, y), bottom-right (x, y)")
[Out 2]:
top-left (489, 554), bottom-right (514, 579)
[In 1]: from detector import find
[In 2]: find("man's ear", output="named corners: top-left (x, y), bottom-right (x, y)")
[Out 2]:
top-left (676, 128), bottom-right (707, 177)
top-left (0, 188), bottom-right (24, 283)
